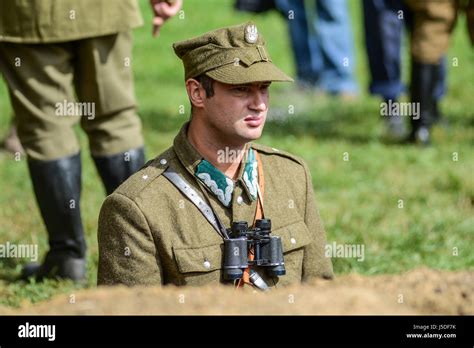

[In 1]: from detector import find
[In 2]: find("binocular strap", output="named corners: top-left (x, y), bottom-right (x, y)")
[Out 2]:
top-left (237, 151), bottom-right (268, 290)
top-left (163, 166), bottom-right (229, 239)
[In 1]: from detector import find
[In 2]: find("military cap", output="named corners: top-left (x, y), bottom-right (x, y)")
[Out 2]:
top-left (172, 22), bottom-right (293, 84)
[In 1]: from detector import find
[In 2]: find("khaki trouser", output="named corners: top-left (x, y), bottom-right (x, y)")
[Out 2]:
top-left (0, 31), bottom-right (143, 161)
top-left (407, 0), bottom-right (474, 64)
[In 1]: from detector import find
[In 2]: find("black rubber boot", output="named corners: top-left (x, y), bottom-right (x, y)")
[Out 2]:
top-left (92, 147), bottom-right (145, 195)
top-left (22, 153), bottom-right (86, 282)
top-left (22, 254), bottom-right (86, 283)
top-left (407, 60), bottom-right (441, 145)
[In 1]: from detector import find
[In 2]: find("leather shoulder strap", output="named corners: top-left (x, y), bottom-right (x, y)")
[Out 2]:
top-left (163, 167), bottom-right (229, 239)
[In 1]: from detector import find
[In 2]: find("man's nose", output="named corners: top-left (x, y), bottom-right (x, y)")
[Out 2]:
top-left (249, 90), bottom-right (267, 111)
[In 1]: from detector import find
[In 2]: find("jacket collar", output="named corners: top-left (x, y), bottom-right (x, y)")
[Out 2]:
top-left (173, 122), bottom-right (259, 207)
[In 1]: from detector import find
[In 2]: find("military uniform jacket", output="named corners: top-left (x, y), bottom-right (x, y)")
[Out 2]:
top-left (98, 123), bottom-right (333, 287)
top-left (0, 0), bottom-right (143, 43)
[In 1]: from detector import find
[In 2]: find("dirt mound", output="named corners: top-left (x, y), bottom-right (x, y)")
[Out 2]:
top-left (1, 268), bottom-right (472, 315)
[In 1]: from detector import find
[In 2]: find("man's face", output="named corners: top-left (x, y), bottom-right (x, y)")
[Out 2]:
top-left (201, 80), bottom-right (271, 146)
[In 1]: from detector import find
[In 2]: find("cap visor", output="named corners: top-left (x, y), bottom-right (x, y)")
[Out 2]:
top-left (205, 61), bottom-right (294, 84)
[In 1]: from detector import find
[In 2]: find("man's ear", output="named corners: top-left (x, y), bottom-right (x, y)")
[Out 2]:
top-left (186, 79), bottom-right (206, 109)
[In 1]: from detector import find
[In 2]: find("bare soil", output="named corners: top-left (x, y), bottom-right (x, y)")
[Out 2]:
top-left (1, 268), bottom-right (472, 315)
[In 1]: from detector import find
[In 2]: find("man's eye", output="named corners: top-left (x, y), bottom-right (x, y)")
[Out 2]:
top-left (234, 87), bottom-right (248, 92)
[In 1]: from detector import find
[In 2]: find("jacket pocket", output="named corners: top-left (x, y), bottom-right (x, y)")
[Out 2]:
top-left (272, 220), bottom-right (312, 253)
top-left (268, 220), bottom-right (312, 286)
top-left (173, 243), bottom-right (223, 274)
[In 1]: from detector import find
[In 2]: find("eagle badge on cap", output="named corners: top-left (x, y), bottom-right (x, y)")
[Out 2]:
top-left (245, 24), bottom-right (258, 44)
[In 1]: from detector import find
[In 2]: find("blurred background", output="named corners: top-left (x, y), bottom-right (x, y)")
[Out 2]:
top-left (0, 0), bottom-right (472, 307)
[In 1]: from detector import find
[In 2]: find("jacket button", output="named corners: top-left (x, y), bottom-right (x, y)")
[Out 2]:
top-left (160, 158), bottom-right (167, 165)
top-left (290, 238), bottom-right (296, 245)
top-left (203, 260), bottom-right (211, 269)
top-left (236, 196), bottom-right (243, 205)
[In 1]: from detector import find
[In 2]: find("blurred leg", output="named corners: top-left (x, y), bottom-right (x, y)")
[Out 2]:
top-left (363, 0), bottom-right (406, 138)
top-left (0, 42), bottom-right (86, 281)
top-left (406, 0), bottom-right (457, 144)
top-left (0, 42), bottom-right (80, 161)
top-left (310, 0), bottom-right (358, 94)
top-left (409, 60), bottom-right (442, 144)
top-left (407, 0), bottom-right (457, 65)
top-left (432, 57), bottom-right (446, 123)
top-left (275, 0), bottom-right (316, 87)
top-left (73, 31), bottom-right (145, 194)
top-left (363, 0), bottom-right (405, 101)
top-left (404, 3), bottom-right (446, 124)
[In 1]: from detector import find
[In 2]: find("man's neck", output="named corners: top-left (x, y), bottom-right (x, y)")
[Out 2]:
top-left (187, 121), bottom-right (246, 181)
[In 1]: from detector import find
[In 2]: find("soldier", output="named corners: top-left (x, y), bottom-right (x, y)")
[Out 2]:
top-left (98, 22), bottom-right (334, 289)
top-left (0, 0), bottom-right (182, 282)
top-left (362, 0), bottom-right (447, 141)
top-left (405, 0), bottom-right (474, 144)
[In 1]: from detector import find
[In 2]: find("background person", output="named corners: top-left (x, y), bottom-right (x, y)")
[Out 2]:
top-left (276, 0), bottom-right (358, 97)
top-left (0, 0), bottom-right (182, 282)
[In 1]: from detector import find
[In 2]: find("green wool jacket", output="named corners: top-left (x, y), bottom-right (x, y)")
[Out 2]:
top-left (97, 123), bottom-right (333, 287)
top-left (0, 0), bottom-right (143, 43)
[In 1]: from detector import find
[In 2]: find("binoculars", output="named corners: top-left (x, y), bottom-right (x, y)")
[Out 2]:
top-left (223, 219), bottom-right (286, 280)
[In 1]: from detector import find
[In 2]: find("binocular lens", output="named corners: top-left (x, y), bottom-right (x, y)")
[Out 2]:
top-left (223, 268), bottom-right (244, 280)
top-left (223, 237), bottom-right (248, 280)
top-left (267, 265), bottom-right (286, 277)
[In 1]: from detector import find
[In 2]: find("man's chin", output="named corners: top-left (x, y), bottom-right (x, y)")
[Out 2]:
top-left (240, 127), bottom-right (263, 142)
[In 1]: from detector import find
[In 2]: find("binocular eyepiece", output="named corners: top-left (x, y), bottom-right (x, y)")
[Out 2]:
top-left (223, 219), bottom-right (286, 280)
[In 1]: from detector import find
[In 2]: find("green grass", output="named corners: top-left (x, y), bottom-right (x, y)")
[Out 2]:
top-left (0, 0), bottom-right (473, 307)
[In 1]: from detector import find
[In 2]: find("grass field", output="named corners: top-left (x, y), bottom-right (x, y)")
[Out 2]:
top-left (0, 0), bottom-right (473, 308)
